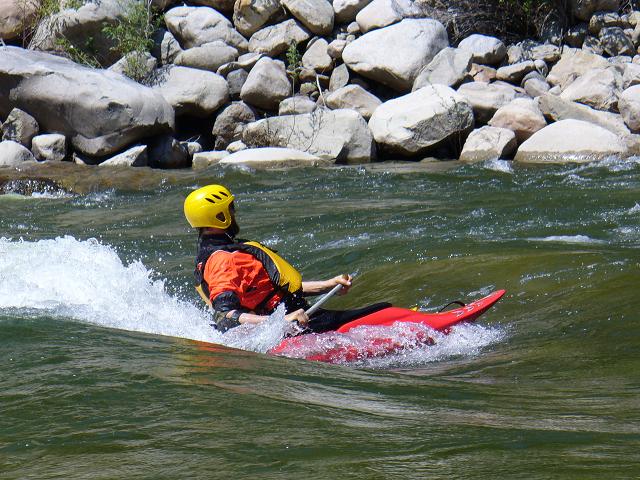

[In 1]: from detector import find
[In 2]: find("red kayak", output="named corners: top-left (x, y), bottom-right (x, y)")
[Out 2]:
top-left (269, 290), bottom-right (506, 363)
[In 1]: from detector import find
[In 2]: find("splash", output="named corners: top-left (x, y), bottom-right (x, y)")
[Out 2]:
top-left (528, 235), bottom-right (606, 244)
top-left (482, 159), bottom-right (513, 174)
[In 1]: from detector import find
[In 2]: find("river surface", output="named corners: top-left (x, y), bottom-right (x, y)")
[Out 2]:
top-left (1, 158), bottom-right (639, 479)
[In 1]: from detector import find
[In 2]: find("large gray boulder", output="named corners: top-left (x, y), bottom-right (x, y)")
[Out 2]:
top-left (212, 102), bottom-right (256, 150)
top-left (248, 19), bottom-right (311, 56)
top-left (220, 147), bottom-right (330, 167)
top-left (31, 134), bottom-right (67, 161)
top-left (0, 46), bottom-right (174, 157)
top-left (459, 126), bottom-right (517, 163)
top-left (325, 85), bottom-right (381, 119)
top-left (0, 140), bottom-right (35, 165)
top-left (174, 42), bottom-right (238, 72)
top-left (368, 85), bottom-right (474, 156)
top-left (282, 0), bottom-right (334, 36)
top-left (302, 38), bottom-right (333, 72)
top-left (240, 57), bottom-right (290, 110)
top-left (279, 96), bottom-right (317, 115)
top-left (538, 93), bottom-right (630, 137)
top-left (164, 6), bottom-right (248, 51)
top-left (559, 67), bottom-right (622, 112)
top-left (412, 47), bottom-right (472, 91)
top-left (457, 82), bottom-right (522, 123)
top-left (546, 48), bottom-right (610, 87)
top-left (333, 0), bottom-right (373, 23)
top-left (1, 108), bottom-right (39, 148)
top-left (618, 85), bottom-right (640, 132)
top-left (1, 0), bottom-right (38, 41)
top-left (243, 108), bottom-right (375, 162)
top-left (488, 98), bottom-right (547, 143)
top-left (600, 26), bottom-right (635, 56)
top-left (233, 0), bottom-right (281, 37)
top-left (458, 34), bottom-right (506, 65)
top-left (342, 18), bottom-right (449, 91)
top-left (150, 65), bottom-right (229, 117)
top-left (514, 119), bottom-right (627, 163)
top-left (355, 0), bottom-right (416, 33)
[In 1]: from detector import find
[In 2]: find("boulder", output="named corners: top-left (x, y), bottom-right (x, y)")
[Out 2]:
top-left (564, 24), bottom-right (588, 48)
top-left (600, 26), bottom-right (635, 56)
top-left (623, 62), bottom-right (640, 88)
top-left (227, 140), bottom-right (247, 152)
top-left (279, 96), bottom-right (317, 115)
top-left (233, 0), bottom-right (281, 37)
top-left (325, 85), bottom-right (381, 119)
top-left (227, 69), bottom-right (249, 99)
top-left (506, 41), bottom-right (561, 64)
top-left (150, 65), bottom-right (229, 117)
top-left (514, 119), bottom-right (627, 163)
top-left (243, 108), bottom-right (375, 162)
top-left (240, 57), bottom-right (291, 110)
top-left (495, 61), bottom-right (536, 84)
top-left (190, 0), bottom-right (235, 12)
top-left (559, 68), bottom-right (622, 112)
top-left (217, 52), bottom-right (264, 76)
top-left (327, 39), bottom-right (348, 60)
top-left (329, 63), bottom-right (350, 91)
top-left (1, 108), bottom-right (39, 148)
top-left (192, 150), bottom-right (229, 169)
top-left (570, 0), bottom-right (620, 22)
top-left (212, 102), bottom-right (256, 150)
top-left (0, 0), bottom-right (38, 41)
top-left (342, 18), bottom-right (449, 92)
top-left (547, 48), bottom-right (610, 87)
top-left (174, 42), bottom-right (238, 72)
top-left (109, 52), bottom-right (157, 80)
top-left (220, 147), bottom-right (330, 167)
top-left (523, 77), bottom-right (551, 98)
top-left (618, 85), bottom-right (640, 132)
top-left (488, 98), bottom-right (547, 143)
top-left (457, 82), bottom-right (522, 123)
top-left (469, 64), bottom-right (497, 83)
top-left (282, 0), bottom-right (334, 36)
top-left (368, 85), bottom-right (474, 156)
top-left (334, 0), bottom-right (373, 23)
top-left (248, 19), bottom-right (311, 56)
top-left (302, 38), bottom-right (333, 72)
top-left (588, 11), bottom-right (626, 34)
top-left (0, 140), bottom-right (35, 165)
top-left (582, 35), bottom-right (604, 55)
top-left (31, 134), bottom-right (67, 161)
top-left (148, 136), bottom-right (190, 168)
top-left (355, 0), bottom-right (410, 33)
top-left (153, 29), bottom-right (182, 66)
top-left (412, 47), bottom-right (472, 90)
top-left (459, 126), bottom-right (517, 163)
top-left (99, 145), bottom-right (148, 167)
top-left (0, 46), bottom-right (174, 157)
top-left (164, 6), bottom-right (248, 51)
top-left (458, 34), bottom-right (506, 65)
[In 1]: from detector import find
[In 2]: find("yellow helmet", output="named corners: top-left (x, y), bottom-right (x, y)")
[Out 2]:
top-left (184, 184), bottom-right (235, 229)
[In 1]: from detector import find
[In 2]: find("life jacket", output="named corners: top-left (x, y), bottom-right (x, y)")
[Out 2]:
top-left (194, 234), bottom-right (303, 313)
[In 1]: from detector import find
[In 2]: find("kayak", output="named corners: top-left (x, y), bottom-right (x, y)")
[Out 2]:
top-left (269, 289), bottom-right (506, 363)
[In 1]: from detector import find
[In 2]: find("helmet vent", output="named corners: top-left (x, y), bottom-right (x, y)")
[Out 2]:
top-left (216, 212), bottom-right (226, 222)
top-left (205, 197), bottom-right (217, 204)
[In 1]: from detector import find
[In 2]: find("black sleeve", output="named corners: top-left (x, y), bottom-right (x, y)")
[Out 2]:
top-left (211, 291), bottom-right (249, 332)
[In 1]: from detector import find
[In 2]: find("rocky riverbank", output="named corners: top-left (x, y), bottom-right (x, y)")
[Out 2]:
top-left (1, 0), bottom-right (640, 168)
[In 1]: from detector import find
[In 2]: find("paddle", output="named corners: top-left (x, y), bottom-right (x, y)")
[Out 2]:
top-left (305, 274), bottom-right (353, 316)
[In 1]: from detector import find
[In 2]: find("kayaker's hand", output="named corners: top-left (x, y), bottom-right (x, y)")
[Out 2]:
top-left (331, 274), bottom-right (352, 295)
top-left (285, 309), bottom-right (309, 326)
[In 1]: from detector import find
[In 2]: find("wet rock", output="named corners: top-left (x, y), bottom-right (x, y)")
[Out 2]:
top-left (618, 85), bottom-right (640, 132)
top-left (333, 0), bottom-right (373, 23)
top-left (458, 34), bottom-right (506, 65)
top-left (165, 6), bottom-right (248, 51)
top-left (174, 42), bottom-right (238, 72)
top-left (342, 18), bottom-right (449, 91)
top-left (149, 65), bottom-right (229, 117)
top-left (559, 67), bottom-right (622, 112)
top-left (248, 19), bottom-right (311, 56)
top-left (514, 119), bottom-right (627, 163)
top-left (282, 0), bottom-right (334, 36)
top-left (488, 98), bottom-right (547, 143)
top-left (547, 48), bottom-right (610, 87)
top-left (233, 0), bottom-right (281, 37)
top-left (240, 57), bottom-right (291, 110)
top-left (302, 38), bottom-right (333, 72)
top-left (192, 150), bottom-right (229, 169)
top-left (212, 102), bottom-right (256, 150)
top-left (148, 136), bottom-right (190, 168)
top-left (184, 141), bottom-right (203, 156)
top-left (0, 47), bottom-right (174, 157)
top-left (220, 147), bottom-right (329, 167)
top-left (457, 82), bottom-right (522, 123)
top-left (0, 140), bottom-right (35, 166)
top-left (227, 69), bottom-right (249, 99)
top-left (329, 63), bottom-right (350, 91)
top-left (496, 61), bottom-right (536, 84)
top-left (99, 145), bottom-right (148, 167)
top-left (599, 27), bottom-right (635, 57)
top-left (412, 47), bottom-right (472, 90)
top-left (1, 108), bottom-right (39, 148)
top-left (0, 0), bottom-right (38, 41)
top-left (368, 85), bottom-right (474, 156)
top-left (226, 140), bottom-right (247, 152)
top-left (243, 108), bottom-right (375, 162)
top-left (279, 96), bottom-right (317, 115)
top-left (31, 134), bottom-right (67, 162)
top-left (459, 126), bottom-right (517, 163)
top-left (325, 85), bottom-right (381, 119)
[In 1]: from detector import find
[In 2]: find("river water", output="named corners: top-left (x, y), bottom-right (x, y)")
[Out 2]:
top-left (1, 158), bottom-right (639, 478)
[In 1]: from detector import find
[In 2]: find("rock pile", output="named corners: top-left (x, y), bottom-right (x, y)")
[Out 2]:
top-left (1, 0), bottom-right (640, 167)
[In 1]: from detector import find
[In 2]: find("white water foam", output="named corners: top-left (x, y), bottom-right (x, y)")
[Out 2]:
top-left (482, 159), bottom-right (513, 174)
top-left (0, 236), bottom-right (504, 367)
top-left (527, 235), bottom-right (606, 245)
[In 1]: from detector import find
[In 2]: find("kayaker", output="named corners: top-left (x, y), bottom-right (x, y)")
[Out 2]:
top-left (184, 184), bottom-right (390, 333)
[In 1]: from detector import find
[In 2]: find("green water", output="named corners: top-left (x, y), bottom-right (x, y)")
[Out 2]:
top-left (1, 159), bottom-right (639, 479)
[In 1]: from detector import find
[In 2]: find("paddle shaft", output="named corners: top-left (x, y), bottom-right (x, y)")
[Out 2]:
top-left (305, 283), bottom-right (344, 316)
